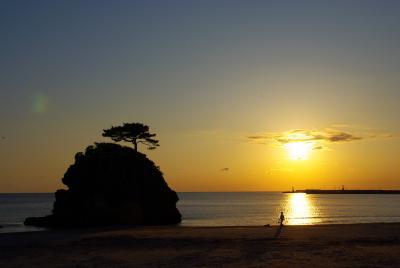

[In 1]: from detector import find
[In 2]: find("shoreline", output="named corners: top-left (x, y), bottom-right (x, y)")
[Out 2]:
top-left (1, 223), bottom-right (400, 267)
top-left (2, 221), bottom-right (400, 234)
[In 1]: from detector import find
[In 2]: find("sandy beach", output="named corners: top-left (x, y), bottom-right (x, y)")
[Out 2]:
top-left (1, 223), bottom-right (400, 267)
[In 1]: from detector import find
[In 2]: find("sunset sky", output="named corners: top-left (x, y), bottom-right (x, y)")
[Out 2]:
top-left (1, 1), bottom-right (400, 192)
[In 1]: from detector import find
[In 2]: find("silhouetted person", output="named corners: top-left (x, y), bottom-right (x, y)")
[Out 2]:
top-left (274, 212), bottom-right (285, 238)
top-left (279, 211), bottom-right (285, 226)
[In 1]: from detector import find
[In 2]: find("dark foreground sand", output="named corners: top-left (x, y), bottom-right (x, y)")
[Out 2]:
top-left (1, 223), bottom-right (400, 267)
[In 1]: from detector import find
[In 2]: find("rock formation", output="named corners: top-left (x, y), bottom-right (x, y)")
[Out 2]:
top-left (25, 143), bottom-right (181, 228)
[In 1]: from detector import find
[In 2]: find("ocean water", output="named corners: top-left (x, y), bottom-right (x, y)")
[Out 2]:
top-left (0, 193), bottom-right (53, 233)
top-left (1, 192), bottom-right (400, 233)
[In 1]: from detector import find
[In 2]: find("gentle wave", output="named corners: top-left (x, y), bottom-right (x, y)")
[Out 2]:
top-left (2, 192), bottom-right (400, 232)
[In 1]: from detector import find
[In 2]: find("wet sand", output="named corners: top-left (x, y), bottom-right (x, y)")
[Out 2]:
top-left (1, 223), bottom-right (400, 267)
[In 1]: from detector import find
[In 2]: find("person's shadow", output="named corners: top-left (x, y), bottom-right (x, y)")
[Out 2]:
top-left (274, 224), bottom-right (283, 238)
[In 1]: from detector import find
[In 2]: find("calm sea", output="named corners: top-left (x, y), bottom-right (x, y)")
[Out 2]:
top-left (1, 192), bottom-right (400, 233)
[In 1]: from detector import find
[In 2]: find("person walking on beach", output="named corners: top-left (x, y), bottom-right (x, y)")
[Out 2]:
top-left (279, 211), bottom-right (285, 226)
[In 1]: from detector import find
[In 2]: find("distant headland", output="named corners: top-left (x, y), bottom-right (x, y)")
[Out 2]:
top-left (283, 189), bottom-right (400, 194)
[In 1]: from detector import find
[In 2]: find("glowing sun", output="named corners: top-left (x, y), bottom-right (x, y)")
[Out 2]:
top-left (284, 142), bottom-right (313, 160)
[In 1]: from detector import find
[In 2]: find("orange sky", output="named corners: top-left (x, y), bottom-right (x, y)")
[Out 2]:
top-left (1, 1), bottom-right (400, 192)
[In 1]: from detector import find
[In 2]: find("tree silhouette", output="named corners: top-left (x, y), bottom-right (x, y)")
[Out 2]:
top-left (102, 123), bottom-right (159, 152)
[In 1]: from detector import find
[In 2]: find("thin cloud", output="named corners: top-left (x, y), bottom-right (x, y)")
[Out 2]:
top-left (248, 127), bottom-right (398, 147)
top-left (367, 133), bottom-right (398, 139)
top-left (248, 128), bottom-right (365, 145)
top-left (247, 135), bottom-right (266, 140)
top-left (274, 129), bottom-right (362, 144)
top-left (220, 167), bottom-right (229, 171)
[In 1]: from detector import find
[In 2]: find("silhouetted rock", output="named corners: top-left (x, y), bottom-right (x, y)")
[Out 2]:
top-left (24, 215), bottom-right (54, 227)
top-left (25, 143), bottom-right (181, 228)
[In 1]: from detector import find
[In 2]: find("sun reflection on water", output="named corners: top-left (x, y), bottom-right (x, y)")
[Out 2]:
top-left (284, 193), bottom-right (315, 225)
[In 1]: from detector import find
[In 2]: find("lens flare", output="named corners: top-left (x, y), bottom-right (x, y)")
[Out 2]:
top-left (33, 93), bottom-right (49, 114)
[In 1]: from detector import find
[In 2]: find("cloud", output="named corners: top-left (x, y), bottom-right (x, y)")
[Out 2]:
top-left (220, 167), bottom-right (229, 171)
top-left (247, 135), bottom-right (268, 140)
top-left (248, 128), bottom-right (364, 145)
top-left (275, 129), bottom-right (362, 144)
top-left (367, 133), bottom-right (398, 139)
top-left (248, 126), bottom-right (400, 152)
